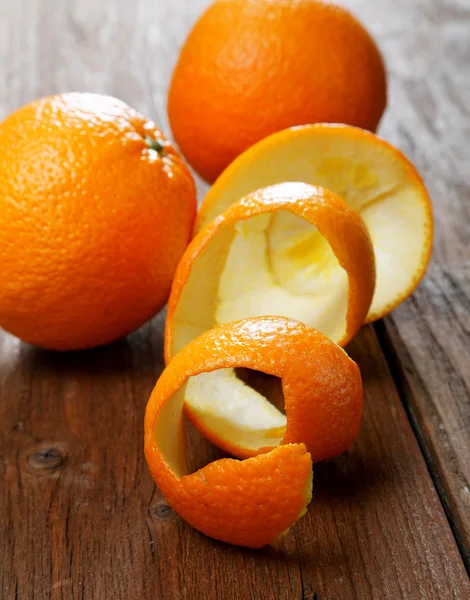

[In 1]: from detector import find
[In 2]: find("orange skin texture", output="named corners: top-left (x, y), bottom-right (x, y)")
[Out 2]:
top-left (168, 0), bottom-right (387, 182)
top-left (145, 317), bottom-right (336, 547)
top-left (164, 185), bottom-right (370, 461)
top-left (0, 93), bottom-right (196, 350)
top-left (188, 317), bottom-right (362, 463)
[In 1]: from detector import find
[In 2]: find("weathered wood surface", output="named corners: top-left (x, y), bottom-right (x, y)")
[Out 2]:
top-left (1, 322), bottom-right (469, 599)
top-left (0, 0), bottom-right (469, 599)
top-left (366, 0), bottom-right (470, 564)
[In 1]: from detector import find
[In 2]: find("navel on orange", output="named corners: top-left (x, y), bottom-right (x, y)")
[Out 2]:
top-left (168, 0), bottom-right (387, 182)
top-left (164, 183), bottom-right (372, 459)
top-left (0, 93), bottom-right (197, 350)
top-left (145, 316), bottom-right (363, 547)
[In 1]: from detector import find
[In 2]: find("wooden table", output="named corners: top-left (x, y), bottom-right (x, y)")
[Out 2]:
top-left (1, 0), bottom-right (469, 598)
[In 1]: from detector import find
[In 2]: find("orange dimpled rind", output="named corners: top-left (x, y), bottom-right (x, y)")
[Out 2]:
top-left (145, 317), bottom-right (324, 547)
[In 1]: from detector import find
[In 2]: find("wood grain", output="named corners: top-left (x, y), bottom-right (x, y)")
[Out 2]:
top-left (0, 0), bottom-right (469, 598)
top-left (1, 320), bottom-right (469, 600)
top-left (361, 0), bottom-right (470, 565)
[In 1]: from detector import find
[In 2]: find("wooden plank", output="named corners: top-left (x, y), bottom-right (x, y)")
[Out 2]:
top-left (1, 321), bottom-right (469, 600)
top-left (378, 265), bottom-right (470, 565)
top-left (0, 0), bottom-right (469, 599)
top-left (351, 0), bottom-right (470, 564)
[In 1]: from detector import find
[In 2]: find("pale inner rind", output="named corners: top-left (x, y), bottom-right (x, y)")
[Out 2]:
top-left (199, 128), bottom-right (431, 318)
top-left (155, 382), bottom-right (188, 476)
top-left (181, 209), bottom-right (347, 453)
top-left (216, 212), bottom-right (348, 343)
top-left (186, 368), bottom-right (286, 453)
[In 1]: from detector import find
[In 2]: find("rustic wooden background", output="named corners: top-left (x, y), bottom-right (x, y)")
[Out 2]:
top-left (1, 0), bottom-right (469, 598)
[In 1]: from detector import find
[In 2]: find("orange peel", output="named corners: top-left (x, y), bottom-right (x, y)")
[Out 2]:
top-left (164, 183), bottom-right (371, 459)
top-left (145, 316), bottom-right (363, 547)
top-left (166, 182), bottom-right (375, 356)
top-left (196, 124), bottom-right (433, 321)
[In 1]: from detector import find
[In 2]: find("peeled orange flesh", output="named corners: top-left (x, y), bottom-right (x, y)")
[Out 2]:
top-left (164, 184), bottom-right (370, 459)
top-left (196, 124), bottom-right (433, 321)
top-left (146, 316), bottom-right (362, 547)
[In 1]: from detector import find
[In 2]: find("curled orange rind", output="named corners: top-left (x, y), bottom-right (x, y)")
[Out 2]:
top-left (196, 124), bottom-right (433, 321)
top-left (164, 183), bottom-right (372, 459)
top-left (144, 124), bottom-right (433, 549)
top-left (145, 316), bottom-right (363, 547)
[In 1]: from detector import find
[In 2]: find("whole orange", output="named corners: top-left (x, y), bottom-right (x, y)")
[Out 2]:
top-left (168, 0), bottom-right (387, 183)
top-left (0, 93), bottom-right (196, 350)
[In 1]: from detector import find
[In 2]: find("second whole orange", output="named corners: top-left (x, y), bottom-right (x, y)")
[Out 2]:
top-left (0, 93), bottom-right (197, 350)
top-left (168, 0), bottom-right (387, 182)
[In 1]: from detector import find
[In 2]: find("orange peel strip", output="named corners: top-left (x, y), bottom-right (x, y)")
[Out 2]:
top-left (145, 316), bottom-right (362, 547)
top-left (164, 183), bottom-right (371, 460)
top-left (166, 182), bottom-right (375, 356)
top-left (195, 124), bottom-right (433, 321)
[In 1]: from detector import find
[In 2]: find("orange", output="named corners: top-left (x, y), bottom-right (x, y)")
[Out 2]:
top-left (0, 93), bottom-right (197, 350)
top-left (168, 0), bottom-right (387, 182)
top-left (164, 183), bottom-right (372, 458)
top-left (145, 316), bottom-right (362, 547)
top-left (197, 124), bottom-right (433, 321)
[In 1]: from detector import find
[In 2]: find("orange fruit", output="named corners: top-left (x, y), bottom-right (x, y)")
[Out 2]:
top-left (164, 183), bottom-right (371, 459)
top-left (196, 124), bottom-right (433, 321)
top-left (168, 0), bottom-right (387, 182)
top-left (0, 93), bottom-right (197, 350)
top-left (145, 316), bottom-right (362, 547)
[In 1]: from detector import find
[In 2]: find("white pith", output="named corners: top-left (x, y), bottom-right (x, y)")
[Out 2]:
top-left (174, 206), bottom-right (347, 453)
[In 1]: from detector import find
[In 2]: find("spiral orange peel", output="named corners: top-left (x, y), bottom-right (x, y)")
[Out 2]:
top-left (164, 183), bottom-right (372, 459)
top-left (196, 124), bottom-right (433, 321)
top-left (145, 316), bottom-right (363, 547)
